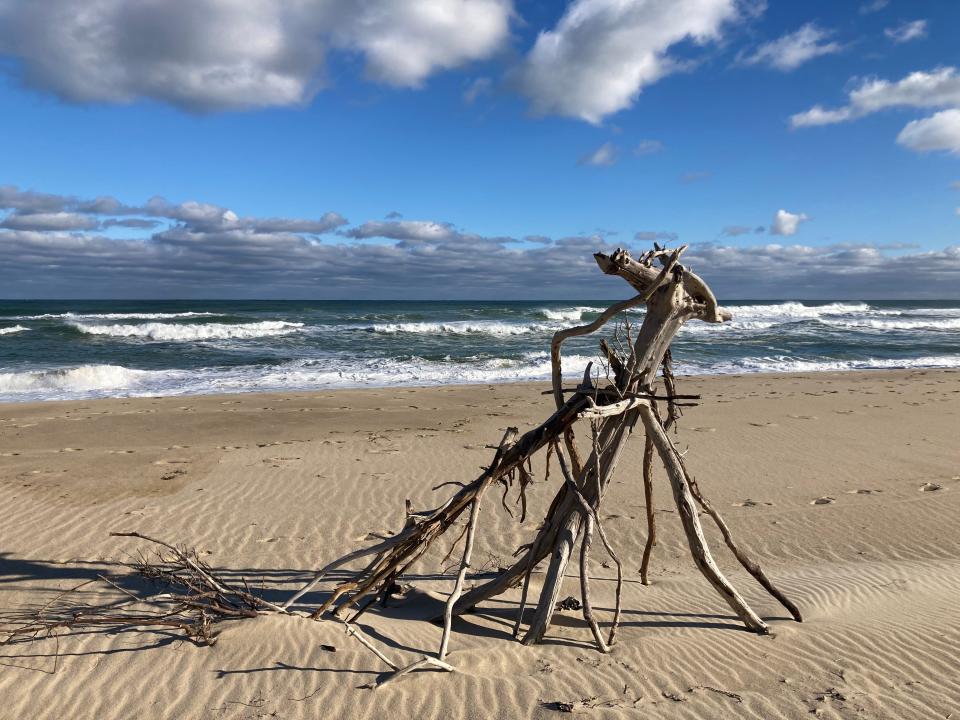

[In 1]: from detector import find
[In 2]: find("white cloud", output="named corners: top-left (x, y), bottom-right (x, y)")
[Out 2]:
top-left (859, 0), bottom-right (889, 14)
top-left (770, 209), bottom-right (809, 236)
top-left (791, 67), bottom-right (960, 157)
top-left (634, 139), bottom-right (665, 155)
top-left (884, 19), bottom-right (927, 44)
top-left (579, 142), bottom-right (618, 166)
top-left (791, 67), bottom-right (960, 128)
top-left (2, 185), bottom-right (960, 299)
top-left (0, 211), bottom-right (99, 231)
top-left (463, 77), bottom-right (493, 104)
top-left (514, 0), bottom-right (742, 124)
top-left (740, 23), bottom-right (842, 71)
top-left (0, 1), bottom-right (513, 111)
top-left (897, 109), bottom-right (960, 154)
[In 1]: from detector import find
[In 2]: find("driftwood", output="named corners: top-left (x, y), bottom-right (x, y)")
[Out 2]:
top-left (280, 244), bottom-right (800, 667)
top-left (1, 245), bottom-right (801, 687)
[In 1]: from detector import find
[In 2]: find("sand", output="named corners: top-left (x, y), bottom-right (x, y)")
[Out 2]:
top-left (1, 369), bottom-right (959, 719)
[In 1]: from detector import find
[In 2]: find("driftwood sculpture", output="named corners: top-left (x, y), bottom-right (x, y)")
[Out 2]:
top-left (280, 244), bottom-right (802, 672)
top-left (1, 245), bottom-right (801, 687)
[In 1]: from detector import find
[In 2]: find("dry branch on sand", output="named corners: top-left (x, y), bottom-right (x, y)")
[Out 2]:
top-left (1, 245), bottom-right (801, 687)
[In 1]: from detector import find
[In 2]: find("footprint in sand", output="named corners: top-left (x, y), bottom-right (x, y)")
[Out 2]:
top-left (748, 422), bottom-right (778, 427)
top-left (811, 496), bottom-right (836, 505)
top-left (692, 426), bottom-right (716, 433)
top-left (733, 499), bottom-right (773, 507)
top-left (845, 489), bottom-right (882, 495)
top-left (789, 415), bottom-right (817, 420)
top-left (107, 449), bottom-right (135, 454)
top-left (58, 447), bottom-right (83, 453)
top-left (919, 482), bottom-right (944, 492)
top-left (833, 410), bottom-right (856, 415)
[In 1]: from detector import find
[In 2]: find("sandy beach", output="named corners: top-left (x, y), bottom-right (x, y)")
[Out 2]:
top-left (1, 369), bottom-right (959, 719)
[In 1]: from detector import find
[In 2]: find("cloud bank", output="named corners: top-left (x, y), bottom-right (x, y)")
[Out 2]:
top-left (2, 185), bottom-right (958, 300)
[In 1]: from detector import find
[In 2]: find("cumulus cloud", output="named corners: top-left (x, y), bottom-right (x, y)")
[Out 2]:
top-left (770, 209), bottom-right (809, 236)
top-left (791, 67), bottom-right (960, 128)
top-left (0, 0), bottom-right (513, 112)
top-left (514, 0), bottom-right (742, 123)
top-left (896, 109), bottom-right (960, 154)
top-left (884, 19), bottom-right (927, 44)
top-left (578, 142), bottom-right (618, 166)
top-left (791, 67), bottom-right (960, 157)
top-left (739, 23), bottom-right (842, 71)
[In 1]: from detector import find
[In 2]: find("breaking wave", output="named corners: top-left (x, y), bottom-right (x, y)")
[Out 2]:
top-left (69, 320), bottom-right (304, 341)
top-left (0, 325), bottom-right (29, 335)
top-left (368, 321), bottom-right (559, 336)
top-left (0, 364), bottom-right (160, 397)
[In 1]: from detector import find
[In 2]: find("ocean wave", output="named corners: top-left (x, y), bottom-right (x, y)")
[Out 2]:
top-left (819, 318), bottom-right (960, 331)
top-left (68, 320), bottom-right (304, 341)
top-left (725, 301), bottom-right (870, 319)
top-left (696, 355), bottom-right (960, 374)
top-left (0, 364), bottom-right (159, 396)
top-left (4, 350), bottom-right (960, 402)
top-left (8, 311), bottom-right (220, 321)
top-left (367, 321), bottom-right (560, 336)
top-left (0, 325), bottom-right (29, 335)
top-left (0, 354), bottom-right (599, 401)
top-left (536, 306), bottom-right (604, 321)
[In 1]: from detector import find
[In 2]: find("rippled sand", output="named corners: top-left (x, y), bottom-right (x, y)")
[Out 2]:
top-left (2, 369), bottom-right (959, 719)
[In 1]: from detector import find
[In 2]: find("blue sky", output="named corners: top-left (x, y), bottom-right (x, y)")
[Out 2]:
top-left (0, 0), bottom-right (958, 299)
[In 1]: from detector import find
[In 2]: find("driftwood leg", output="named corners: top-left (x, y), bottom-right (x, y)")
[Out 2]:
top-left (681, 461), bottom-right (802, 622)
top-left (521, 511), bottom-right (582, 644)
top-left (578, 512), bottom-right (608, 653)
top-left (640, 406), bottom-right (768, 634)
top-left (639, 435), bottom-right (656, 585)
top-left (438, 492), bottom-right (485, 660)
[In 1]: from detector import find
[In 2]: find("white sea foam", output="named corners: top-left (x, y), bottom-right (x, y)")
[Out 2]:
top-left (0, 325), bottom-right (29, 335)
top-left (4, 351), bottom-right (960, 402)
top-left (69, 320), bottom-right (304, 341)
top-left (0, 364), bottom-right (159, 396)
top-left (9, 311), bottom-right (220, 321)
top-left (819, 318), bottom-right (960, 331)
top-left (724, 301), bottom-right (871, 320)
top-left (368, 321), bottom-right (559, 336)
top-left (691, 355), bottom-right (960, 375)
top-left (537, 306), bottom-right (604, 321)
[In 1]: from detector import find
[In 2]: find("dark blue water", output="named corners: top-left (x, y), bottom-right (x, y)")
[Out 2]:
top-left (1, 299), bottom-right (958, 401)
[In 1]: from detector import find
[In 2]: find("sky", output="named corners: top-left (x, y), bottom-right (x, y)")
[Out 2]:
top-left (0, 0), bottom-right (958, 300)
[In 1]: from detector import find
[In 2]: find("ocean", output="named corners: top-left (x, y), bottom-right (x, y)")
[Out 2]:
top-left (1, 299), bottom-right (959, 402)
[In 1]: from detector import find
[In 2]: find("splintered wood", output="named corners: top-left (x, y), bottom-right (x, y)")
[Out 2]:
top-left (2, 245), bottom-right (802, 688)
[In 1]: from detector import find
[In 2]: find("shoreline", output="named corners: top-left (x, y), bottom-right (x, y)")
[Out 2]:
top-left (2, 365), bottom-right (958, 409)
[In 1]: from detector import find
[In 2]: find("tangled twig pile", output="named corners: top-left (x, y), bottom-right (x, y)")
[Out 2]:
top-left (1, 245), bottom-right (801, 687)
